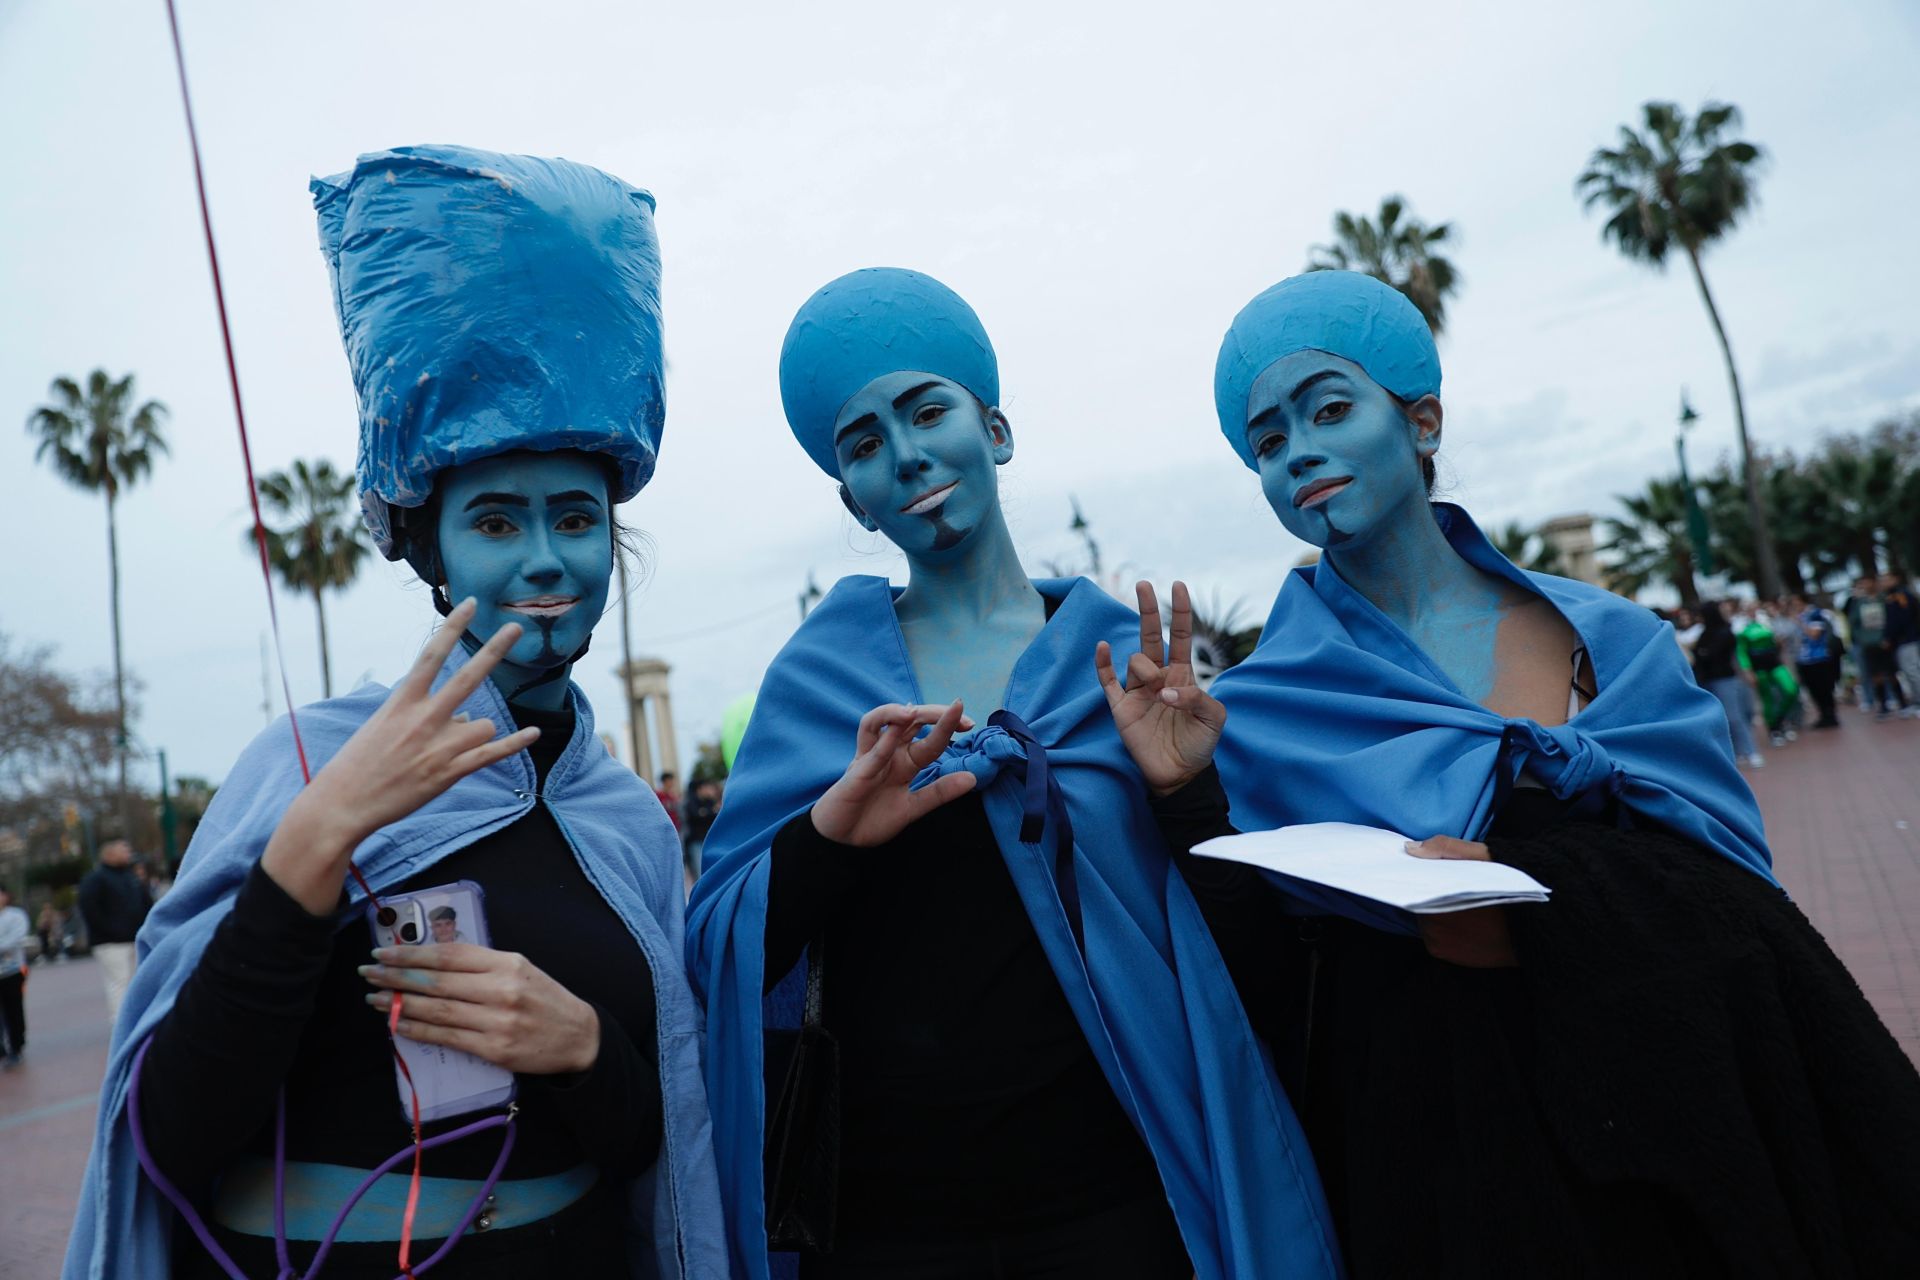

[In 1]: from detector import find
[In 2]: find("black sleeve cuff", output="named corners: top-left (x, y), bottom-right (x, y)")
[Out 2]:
top-left (524, 1004), bottom-right (663, 1178)
top-left (1148, 764), bottom-right (1233, 826)
top-left (763, 808), bottom-right (871, 988)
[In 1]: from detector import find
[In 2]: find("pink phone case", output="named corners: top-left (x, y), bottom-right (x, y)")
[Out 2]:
top-left (367, 880), bottom-right (517, 1122)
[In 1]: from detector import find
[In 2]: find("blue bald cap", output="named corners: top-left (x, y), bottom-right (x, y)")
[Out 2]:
top-left (313, 144), bottom-right (664, 559)
top-left (1214, 271), bottom-right (1440, 470)
top-left (779, 268), bottom-right (998, 477)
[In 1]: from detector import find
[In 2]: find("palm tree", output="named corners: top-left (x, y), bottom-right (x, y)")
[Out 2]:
top-left (1602, 477), bottom-right (1702, 606)
top-left (1577, 101), bottom-right (1778, 597)
top-left (247, 459), bottom-right (369, 697)
top-left (1307, 195), bottom-right (1461, 335)
top-left (1491, 522), bottom-right (1566, 576)
top-left (27, 371), bottom-right (169, 825)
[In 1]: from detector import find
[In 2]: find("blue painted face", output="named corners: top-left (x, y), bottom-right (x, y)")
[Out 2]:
top-left (1244, 351), bottom-right (1439, 550)
top-left (433, 450), bottom-right (614, 680)
top-left (831, 370), bottom-right (1013, 561)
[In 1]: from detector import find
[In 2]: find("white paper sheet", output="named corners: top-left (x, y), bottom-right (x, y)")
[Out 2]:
top-left (1192, 822), bottom-right (1551, 914)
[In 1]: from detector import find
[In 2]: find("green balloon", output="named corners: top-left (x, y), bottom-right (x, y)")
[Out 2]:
top-left (720, 693), bottom-right (757, 771)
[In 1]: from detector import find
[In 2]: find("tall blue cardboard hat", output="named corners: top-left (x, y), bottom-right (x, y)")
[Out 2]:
top-left (313, 144), bottom-right (664, 560)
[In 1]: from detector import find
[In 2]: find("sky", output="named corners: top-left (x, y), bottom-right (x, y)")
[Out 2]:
top-left (3, 0), bottom-right (1918, 790)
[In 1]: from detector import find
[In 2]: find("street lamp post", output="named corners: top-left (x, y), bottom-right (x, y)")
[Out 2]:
top-left (798, 572), bottom-right (823, 621)
top-left (1677, 392), bottom-right (1715, 581)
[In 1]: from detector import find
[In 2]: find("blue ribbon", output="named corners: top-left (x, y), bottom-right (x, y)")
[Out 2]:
top-left (910, 709), bottom-right (1082, 948)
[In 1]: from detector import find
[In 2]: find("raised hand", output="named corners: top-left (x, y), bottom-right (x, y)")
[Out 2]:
top-left (263, 599), bottom-right (541, 914)
top-left (811, 701), bottom-right (979, 847)
top-left (1096, 580), bottom-right (1226, 797)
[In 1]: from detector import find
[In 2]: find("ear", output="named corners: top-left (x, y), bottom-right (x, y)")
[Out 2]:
top-left (1407, 394), bottom-right (1443, 459)
top-left (838, 483), bottom-right (879, 532)
top-left (984, 407), bottom-right (1015, 466)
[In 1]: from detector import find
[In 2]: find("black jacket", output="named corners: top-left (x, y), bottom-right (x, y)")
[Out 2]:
top-left (77, 864), bottom-right (149, 946)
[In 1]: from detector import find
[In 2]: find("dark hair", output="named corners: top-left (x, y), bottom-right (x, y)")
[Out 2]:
top-left (1700, 600), bottom-right (1733, 635)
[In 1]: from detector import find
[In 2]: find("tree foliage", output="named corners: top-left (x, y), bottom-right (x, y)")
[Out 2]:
top-left (1605, 413), bottom-right (1920, 602)
top-left (1576, 101), bottom-right (1762, 268)
top-left (1491, 523), bottom-right (1566, 577)
top-left (1306, 195), bottom-right (1460, 335)
top-left (247, 458), bottom-right (369, 697)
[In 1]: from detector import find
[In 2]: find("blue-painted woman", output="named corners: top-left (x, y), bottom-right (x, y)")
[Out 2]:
top-left (686, 268), bottom-right (1342, 1280)
top-left (1107, 269), bottom-right (1920, 1276)
top-left (65, 146), bottom-right (727, 1280)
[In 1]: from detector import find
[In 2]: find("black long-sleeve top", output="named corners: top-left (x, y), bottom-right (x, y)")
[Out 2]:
top-left (1154, 765), bottom-right (1920, 1278)
top-left (762, 796), bottom-right (1166, 1242)
top-left (139, 704), bottom-right (663, 1207)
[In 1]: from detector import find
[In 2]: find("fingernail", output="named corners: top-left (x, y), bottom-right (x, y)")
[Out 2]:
top-left (357, 964), bottom-right (379, 978)
top-left (364, 992), bottom-right (382, 1005)
top-left (460, 596), bottom-right (476, 610)
top-left (1161, 689), bottom-right (1179, 704)
top-left (371, 947), bottom-right (394, 962)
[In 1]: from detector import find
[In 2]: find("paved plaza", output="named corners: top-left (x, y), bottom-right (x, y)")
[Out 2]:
top-left (3, 706), bottom-right (1916, 1274)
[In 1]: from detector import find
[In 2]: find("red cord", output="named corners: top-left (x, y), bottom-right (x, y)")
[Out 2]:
top-left (162, 5), bottom-right (419, 1270)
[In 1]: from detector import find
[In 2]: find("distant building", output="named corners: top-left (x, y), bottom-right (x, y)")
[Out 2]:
top-left (1540, 513), bottom-right (1602, 587)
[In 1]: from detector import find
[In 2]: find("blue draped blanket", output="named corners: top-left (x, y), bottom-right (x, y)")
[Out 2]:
top-left (685, 575), bottom-right (1342, 1280)
top-left (1213, 505), bottom-right (1775, 936)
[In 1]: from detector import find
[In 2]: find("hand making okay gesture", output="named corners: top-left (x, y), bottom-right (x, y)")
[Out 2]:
top-left (1096, 580), bottom-right (1227, 797)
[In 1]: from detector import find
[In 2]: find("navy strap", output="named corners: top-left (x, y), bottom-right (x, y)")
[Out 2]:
top-left (987, 710), bottom-right (1083, 951)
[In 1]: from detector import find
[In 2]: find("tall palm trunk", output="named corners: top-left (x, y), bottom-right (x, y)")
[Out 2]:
top-left (1682, 243), bottom-right (1781, 598)
top-left (104, 485), bottom-right (132, 837)
top-left (314, 586), bottom-right (333, 699)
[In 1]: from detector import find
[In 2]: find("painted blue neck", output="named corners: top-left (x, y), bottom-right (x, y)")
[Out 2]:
top-left (894, 504), bottom-right (1039, 627)
top-left (1322, 500), bottom-right (1481, 630)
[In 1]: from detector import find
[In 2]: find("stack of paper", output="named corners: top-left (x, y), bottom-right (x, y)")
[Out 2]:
top-left (1193, 822), bottom-right (1551, 915)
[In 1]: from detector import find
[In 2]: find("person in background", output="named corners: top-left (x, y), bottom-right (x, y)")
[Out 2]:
top-left (1790, 594), bottom-right (1842, 729)
top-left (36, 901), bottom-right (63, 964)
top-left (1738, 608), bottom-right (1800, 749)
top-left (1846, 575), bottom-right (1907, 719)
top-left (1671, 605), bottom-right (1702, 660)
top-left (1695, 603), bottom-right (1764, 768)
top-left (1881, 572), bottom-right (1920, 717)
top-left (680, 778), bottom-right (722, 886)
top-left (655, 771), bottom-right (684, 833)
top-left (0, 884), bottom-right (29, 1068)
top-left (76, 839), bottom-right (150, 1024)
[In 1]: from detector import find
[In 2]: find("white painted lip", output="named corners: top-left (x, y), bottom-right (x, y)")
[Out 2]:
top-left (900, 482), bottom-right (957, 516)
top-left (1295, 477), bottom-right (1353, 509)
top-left (503, 595), bottom-right (579, 619)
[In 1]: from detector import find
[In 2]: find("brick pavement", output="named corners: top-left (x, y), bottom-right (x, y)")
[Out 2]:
top-left (2, 706), bottom-right (1915, 1274)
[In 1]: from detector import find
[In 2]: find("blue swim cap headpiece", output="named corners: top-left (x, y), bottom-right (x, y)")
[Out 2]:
top-left (1213, 271), bottom-right (1440, 470)
top-left (778, 267), bottom-right (998, 478)
top-left (313, 144), bottom-right (665, 559)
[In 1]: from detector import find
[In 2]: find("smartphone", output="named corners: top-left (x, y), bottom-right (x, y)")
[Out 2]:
top-left (367, 880), bottom-right (517, 1123)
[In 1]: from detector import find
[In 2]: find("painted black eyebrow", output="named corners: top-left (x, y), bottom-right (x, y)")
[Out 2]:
top-left (1247, 404), bottom-right (1283, 433)
top-left (463, 491), bottom-right (531, 511)
top-left (1289, 369), bottom-right (1347, 402)
top-left (546, 489), bottom-right (602, 507)
top-left (834, 381), bottom-right (949, 446)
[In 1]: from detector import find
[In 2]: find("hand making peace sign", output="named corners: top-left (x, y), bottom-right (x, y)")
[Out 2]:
top-left (1096, 581), bottom-right (1227, 797)
top-left (262, 598), bottom-right (539, 915)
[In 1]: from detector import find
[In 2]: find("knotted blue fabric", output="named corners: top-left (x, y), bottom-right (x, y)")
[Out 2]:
top-left (63, 648), bottom-right (728, 1280)
top-left (1212, 505), bottom-right (1776, 937)
top-left (686, 576), bottom-right (1342, 1280)
top-left (913, 710), bottom-right (1083, 946)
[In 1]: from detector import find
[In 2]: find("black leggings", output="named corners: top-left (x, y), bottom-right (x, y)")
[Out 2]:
top-left (1798, 660), bottom-right (1839, 725)
top-left (0, 971), bottom-right (23, 1055)
top-left (798, 1191), bottom-right (1191, 1280)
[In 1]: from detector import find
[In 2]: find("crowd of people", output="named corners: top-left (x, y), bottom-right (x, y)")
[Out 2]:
top-left (1665, 571), bottom-right (1920, 768)
top-left (45, 146), bottom-right (1920, 1279)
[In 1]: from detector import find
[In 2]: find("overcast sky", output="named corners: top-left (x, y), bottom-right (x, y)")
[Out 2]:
top-left (3, 0), bottom-right (1917, 789)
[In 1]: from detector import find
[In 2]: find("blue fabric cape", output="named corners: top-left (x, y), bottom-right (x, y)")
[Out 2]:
top-left (63, 648), bottom-right (729, 1280)
top-left (1213, 505), bottom-right (1776, 936)
top-left (684, 575), bottom-right (1342, 1280)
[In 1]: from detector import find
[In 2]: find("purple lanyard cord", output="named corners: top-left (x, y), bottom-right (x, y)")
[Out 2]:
top-left (127, 1037), bottom-right (516, 1280)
